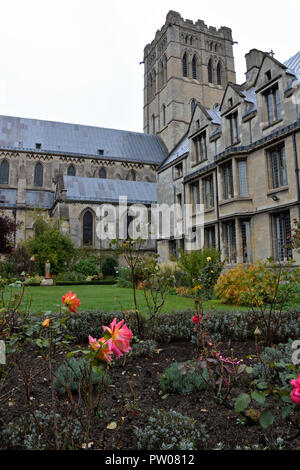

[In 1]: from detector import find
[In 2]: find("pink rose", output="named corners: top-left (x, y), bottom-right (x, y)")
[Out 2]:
top-left (290, 374), bottom-right (300, 405)
top-left (102, 318), bottom-right (133, 358)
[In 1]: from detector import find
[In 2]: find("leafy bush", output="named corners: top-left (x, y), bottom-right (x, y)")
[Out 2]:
top-left (101, 256), bottom-right (118, 277)
top-left (8, 244), bottom-right (32, 275)
top-left (0, 211), bottom-right (18, 254)
top-left (215, 263), bottom-right (265, 306)
top-left (215, 261), bottom-right (298, 308)
top-left (55, 271), bottom-right (86, 282)
top-left (251, 340), bottom-right (295, 386)
top-left (134, 409), bottom-right (208, 450)
top-left (54, 357), bottom-right (107, 395)
top-left (64, 308), bottom-right (300, 345)
top-left (178, 248), bottom-right (224, 296)
top-left (25, 216), bottom-right (75, 275)
top-left (160, 361), bottom-right (209, 395)
top-left (74, 258), bottom-right (99, 277)
top-left (131, 339), bottom-right (157, 357)
top-left (65, 310), bottom-right (144, 344)
top-left (115, 266), bottom-right (132, 287)
top-left (0, 259), bottom-right (15, 278)
top-left (1, 411), bottom-right (82, 450)
top-left (28, 275), bottom-right (43, 285)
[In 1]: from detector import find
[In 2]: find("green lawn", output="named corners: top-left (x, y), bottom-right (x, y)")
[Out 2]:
top-left (4, 284), bottom-right (247, 314)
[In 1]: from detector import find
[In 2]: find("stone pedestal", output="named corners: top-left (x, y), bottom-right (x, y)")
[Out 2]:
top-left (41, 279), bottom-right (54, 286)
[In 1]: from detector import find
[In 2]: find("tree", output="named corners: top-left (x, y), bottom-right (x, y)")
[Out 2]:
top-left (25, 216), bottom-right (75, 275)
top-left (0, 211), bottom-right (17, 253)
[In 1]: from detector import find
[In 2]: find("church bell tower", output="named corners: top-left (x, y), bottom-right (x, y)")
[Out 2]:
top-left (143, 10), bottom-right (236, 152)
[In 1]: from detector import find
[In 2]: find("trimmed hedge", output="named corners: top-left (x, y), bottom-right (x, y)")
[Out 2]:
top-left (65, 308), bottom-right (300, 345)
top-left (27, 279), bottom-right (117, 287)
top-left (55, 280), bottom-right (117, 286)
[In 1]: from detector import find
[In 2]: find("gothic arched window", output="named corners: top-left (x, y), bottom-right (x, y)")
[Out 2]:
top-left (148, 73), bottom-right (153, 101)
top-left (162, 104), bottom-right (166, 126)
top-left (182, 53), bottom-right (188, 77)
top-left (129, 169), bottom-right (136, 181)
top-left (192, 55), bottom-right (197, 79)
top-left (82, 210), bottom-right (93, 246)
top-left (99, 168), bottom-right (107, 179)
top-left (208, 59), bottom-right (213, 83)
top-left (34, 162), bottom-right (43, 187)
top-left (152, 69), bottom-right (156, 96)
top-left (0, 160), bottom-right (9, 184)
top-left (216, 61), bottom-right (222, 85)
top-left (67, 165), bottom-right (76, 176)
top-left (163, 55), bottom-right (167, 83)
top-left (158, 60), bottom-right (164, 88)
top-left (191, 99), bottom-right (196, 117)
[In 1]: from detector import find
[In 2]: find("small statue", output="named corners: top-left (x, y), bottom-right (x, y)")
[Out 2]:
top-left (45, 260), bottom-right (51, 279)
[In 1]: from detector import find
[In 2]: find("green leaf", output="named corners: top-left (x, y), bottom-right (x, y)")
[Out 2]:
top-left (234, 393), bottom-right (251, 413)
top-left (256, 381), bottom-right (268, 390)
top-left (259, 410), bottom-right (274, 429)
top-left (66, 350), bottom-right (82, 358)
top-left (281, 395), bottom-right (292, 403)
top-left (282, 405), bottom-right (292, 419)
top-left (251, 390), bottom-right (266, 405)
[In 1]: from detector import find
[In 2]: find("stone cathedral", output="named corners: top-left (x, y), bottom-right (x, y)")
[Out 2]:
top-left (0, 10), bottom-right (300, 266)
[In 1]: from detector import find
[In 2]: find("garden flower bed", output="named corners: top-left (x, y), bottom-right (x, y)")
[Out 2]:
top-left (0, 336), bottom-right (299, 450)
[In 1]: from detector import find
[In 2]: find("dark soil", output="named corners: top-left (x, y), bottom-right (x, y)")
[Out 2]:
top-left (0, 340), bottom-right (299, 450)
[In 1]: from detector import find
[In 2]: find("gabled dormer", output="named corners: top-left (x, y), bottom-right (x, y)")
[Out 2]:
top-left (219, 83), bottom-right (244, 148)
top-left (188, 102), bottom-right (221, 166)
top-left (254, 54), bottom-right (288, 130)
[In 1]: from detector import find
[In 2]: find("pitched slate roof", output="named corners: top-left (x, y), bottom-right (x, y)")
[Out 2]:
top-left (26, 190), bottom-right (54, 209)
top-left (159, 135), bottom-right (189, 170)
top-left (284, 51), bottom-right (300, 80)
top-left (62, 176), bottom-right (157, 204)
top-left (0, 115), bottom-right (167, 165)
top-left (0, 188), bottom-right (17, 207)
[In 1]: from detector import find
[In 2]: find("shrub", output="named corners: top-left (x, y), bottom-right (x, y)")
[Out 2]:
top-left (251, 340), bottom-right (295, 386)
top-left (64, 309), bottom-right (300, 345)
top-left (134, 409), bottom-right (208, 450)
top-left (131, 339), bottom-right (157, 357)
top-left (25, 216), bottom-right (75, 275)
top-left (101, 256), bottom-right (118, 277)
top-left (115, 266), bottom-right (132, 287)
top-left (28, 274), bottom-right (43, 285)
top-left (160, 361), bottom-right (209, 395)
top-left (65, 310), bottom-right (145, 344)
top-left (8, 244), bottom-right (32, 275)
top-left (178, 248), bottom-right (224, 296)
top-left (73, 258), bottom-right (99, 277)
top-left (215, 263), bottom-right (269, 306)
top-left (1, 411), bottom-right (82, 450)
top-left (0, 212), bottom-right (18, 254)
top-left (54, 357), bottom-right (107, 395)
top-left (55, 271), bottom-right (86, 282)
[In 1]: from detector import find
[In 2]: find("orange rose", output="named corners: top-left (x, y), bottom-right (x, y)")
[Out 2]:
top-left (42, 318), bottom-right (50, 328)
top-left (62, 291), bottom-right (81, 313)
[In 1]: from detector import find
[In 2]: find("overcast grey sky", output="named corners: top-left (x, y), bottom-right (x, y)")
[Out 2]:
top-left (0, 0), bottom-right (298, 133)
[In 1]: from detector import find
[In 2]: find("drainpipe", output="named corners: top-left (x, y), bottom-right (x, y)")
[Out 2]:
top-left (215, 167), bottom-right (221, 251)
top-left (292, 132), bottom-right (300, 220)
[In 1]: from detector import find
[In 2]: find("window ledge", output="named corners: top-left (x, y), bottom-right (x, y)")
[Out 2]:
top-left (219, 196), bottom-right (252, 206)
top-left (262, 119), bottom-right (283, 132)
top-left (225, 140), bottom-right (241, 150)
top-left (204, 207), bottom-right (215, 214)
top-left (173, 175), bottom-right (183, 181)
top-left (267, 186), bottom-right (289, 196)
top-left (191, 159), bottom-right (208, 168)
